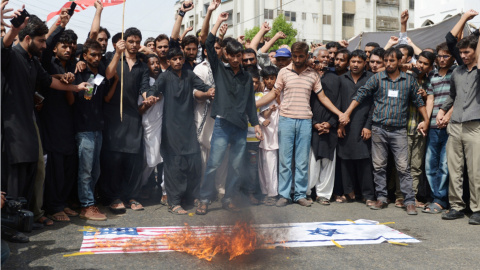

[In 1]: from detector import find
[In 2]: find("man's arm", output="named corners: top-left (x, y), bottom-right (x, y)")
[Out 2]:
top-left (89, 0), bottom-right (103, 40)
top-left (259, 31), bottom-right (286, 53)
top-left (2, 5), bottom-right (28, 48)
top-left (171, 0), bottom-right (194, 41)
top-left (200, 0), bottom-right (220, 45)
top-left (250, 22), bottom-right (271, 52)
top-left (46, 8), bottom-right (69, 39)
top-left (106, 40), bottom-right (125, 79)
top-left (50, 77), bottom-right (88, 92)
top-left (104, 74), bottom-right (118, 103)
top-left (451, 10), bottom-right (478, 40)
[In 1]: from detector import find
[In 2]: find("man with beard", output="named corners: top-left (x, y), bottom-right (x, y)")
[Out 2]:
top-left (242, 48), bottom-right (259, 70)
top-left (334, 49), bottom-right (350, 76)
top-left (337, 50), bottom-right (375, 206)
top-left (257, 42), bottom-right (348, 207)
top-left (154, 34), bottom-right (170, 72)
top-left (342, 48), bottom-right (429, 215)
top-left (145, 47), bottom-right (213, 214)
top-left (102, 27), bottom-right (149, 214)
top-left (364, 42), bottom-right (380, 70)
top-left (369, 47), bottom-right (385, 74)
top-left (69, 39), bottom-right (110, 221)
top-left (326, 41), bottom-right (341, 70)
top-left (1, 12), bottom-right (88, 217)
top-left (39, 28), bottom-right (79, 223)
top-left (181, 35), bottom-right (199, 70)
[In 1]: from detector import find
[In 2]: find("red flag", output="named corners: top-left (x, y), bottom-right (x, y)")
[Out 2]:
top-left (47, 0), bottom-right (124, 21)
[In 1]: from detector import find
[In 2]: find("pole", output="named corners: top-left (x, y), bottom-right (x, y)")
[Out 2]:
top-left (120, 0), bottom-right (126, 121)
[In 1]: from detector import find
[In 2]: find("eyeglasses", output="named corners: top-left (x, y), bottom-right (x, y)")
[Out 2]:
top-left (436, 55), bottom-right (451, 59)
top-left (242, 58), bottom-right (255, 62)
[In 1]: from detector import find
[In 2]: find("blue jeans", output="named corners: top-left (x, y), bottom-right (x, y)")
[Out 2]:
top-left (278, 116), bottom-right (312, 202)
top-left (371, 126), bottom-right (415, 205)
top-left (425, 128), bottom-right (449, 208)
top-left (76, 131), bottom-right (102, 207)
top-left (199, 118), bottom-right (247, 203)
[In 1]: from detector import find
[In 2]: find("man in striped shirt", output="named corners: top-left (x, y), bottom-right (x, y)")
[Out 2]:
top-left (257, 42), bottom-right (348, 207)
top-left (422, 43), bottom-right (455, 214)
top-left (343, 48), bottom-right (429, 215)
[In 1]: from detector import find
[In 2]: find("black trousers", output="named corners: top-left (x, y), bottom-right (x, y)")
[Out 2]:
top-left (341, 158), bottom-right (375, 201)
top-left (1, 160), bottom-right (37, 208)
top-left (43, 151), bottom-right (77, 214)
top-left (99, 150), bottom-right (143, 205)
top-left (163, 153), bottom-right (202, 206)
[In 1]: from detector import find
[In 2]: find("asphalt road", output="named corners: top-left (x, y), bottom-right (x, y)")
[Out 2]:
top-left (3, 192), bottom-right (480, 270)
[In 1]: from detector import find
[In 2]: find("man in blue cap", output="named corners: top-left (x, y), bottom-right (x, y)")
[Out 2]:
top-left (275, 47), bottom-right (292, 70)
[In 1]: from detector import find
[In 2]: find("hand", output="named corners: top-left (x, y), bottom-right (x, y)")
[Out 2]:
top-left (1, 1), bottom-right (13, 28)
top-left (238, 35), bottom-right (245, 45)
top-left (416, 88), bottom-right (427, 98)
top-left (440, 112), bottom-right (452, 128)
top-left (75, 61), bottom-right (86, 73)
top-left (94, 0), bottom-right (103, 11)
top-left (279, 44), bottom-right (290, 51)
top-left (181, 0), bottom-right (194, 12)
top-left (207, 88), bottom-right (215, 100)
top-left (218, 12), bottom-right (229, 22)
top-left (76, 82), bottom-right (89, 93)
top-left (337, 126), bottom-right (346, 139)
top-left (436, 109), bottom-right (445, 127)
top-left (61, 72), bottom-right (75, 84)
top-left (462, 9), bottom-right (478, 21)
top-left (400, 10), bottom-right (409, 24)
top-left (219, 23), bottom-right (228, 36)
top-left (269, 104), bottom-right (277, 111)
top-left (185, 26), bottom-right (193, 33)
top-left (275, 31), bottom-right (287, 40)
top-left (401, 63), bottom-right (414, 71)
top-left (338, 40), bottom-right (349, 48)
top-left (339, 113), bottom-right (350, 126)
top-left (208, 0), bottom-right (221, 12)
top-left (261, 21), bottom-right (271, 33)
top-left (116, 40), bottom-right (126, 54)
top-left (314, 123), bottom-right (324, 132)
top-left (11, 5), bottom-right (29, 30)
top-left (59, 8), bottom-right (71, 28)
top-left (262, 119), bottom-right (270, 127)
top-left (361, 128), bottom-right (371, 141)
top-left (254, 125), bottom-right (263, 141)
top-left (139, 45), bottom-right (155, 55)
top-left (417, 121), bottom-right (428, 137)
top-left (319, 122), bottom-right (331, 135)
top-left (387, 36), bottom-right (399, 46)
top-left (143, 96), bottom-right (159, 107)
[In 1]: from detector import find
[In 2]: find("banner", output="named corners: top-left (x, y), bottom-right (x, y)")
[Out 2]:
top-left (47, 0), bottom-right (124, 21)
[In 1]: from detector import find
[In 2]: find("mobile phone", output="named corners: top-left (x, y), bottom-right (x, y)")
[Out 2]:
top-left (10, 9), bottom-right (30, 28)
top-left (34, 92), bottom-right (45, 103)
top-left (68, 2), bottom-right (77, 16)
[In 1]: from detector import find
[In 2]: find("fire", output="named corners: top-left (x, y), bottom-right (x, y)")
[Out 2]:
top-left (166, 221), bottom-right (273, 261)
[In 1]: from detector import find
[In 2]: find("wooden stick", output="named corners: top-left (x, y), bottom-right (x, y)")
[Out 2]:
top-left (120, 0), bottom-right (126, 121)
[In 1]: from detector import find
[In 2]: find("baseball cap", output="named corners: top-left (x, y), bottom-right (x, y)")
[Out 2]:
top-left (275, 48), bottom-right (291, 58)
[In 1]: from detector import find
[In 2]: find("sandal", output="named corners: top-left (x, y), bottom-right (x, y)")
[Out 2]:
top-left (126, 200), bottom-right (144, 211)
top-left (395, 198), bottom-right (405, 208)
top-left (335, 195), bottom-right (346, 203)
top-left (415, 199), bottom-right (426, 208)
top-left (160, 195), bottom-right (168, 206)
top-left (48, 211), bottom-right (70, 222)
top-left (64, 207), bottom-right (78, 217)
top-left (37, 216), bottom-right (54, 226)
top-left (195, 202), bottom-right (208, 215)
top-left (422, 202), bottom-right (444, 214)
top-left (109, 199), bottom-right (126, 214)
top-left (169, 205), bottom-right (188, 215)
top-left (365, 200), bottom-right (375, 207)
top-left (316, 197), bottom-right (330, 205)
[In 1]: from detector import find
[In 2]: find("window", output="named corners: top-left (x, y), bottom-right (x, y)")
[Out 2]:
top-left (291, 12), bottom-right (296, 22)
top-left (366, 0), bottom-right (370, 2)
top-left (409, 0), bottom-right (414, 9)
top-left (285, 11), bottom-right (296, 22)
top-left (264, 9), bottom-right (274, 20)
top-left (323, 15), bottom-right (331, 25)
top-left (342, 14), bottom-right (354, 26)
top-left (302, 12), bottom-right (307, 20)
top-left (312, 13), bottom-right (319, 22)
top-left (225, 10), bottom-right (233, 25)
top-left (202, 4), bottom-right (209, 17)
top-left (365, 18), bottom-right (370, 28)
top-left (237, 12), bottom-right (240, 23)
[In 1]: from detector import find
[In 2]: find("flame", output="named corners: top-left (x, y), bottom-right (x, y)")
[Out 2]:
top-left (166, 221), bottom-right (274, 261)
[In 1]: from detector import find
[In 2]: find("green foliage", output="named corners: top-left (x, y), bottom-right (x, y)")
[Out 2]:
top-left (267, 14), bottom-right (297, 51)
top-left (244, 26), bottom-right (260, 42)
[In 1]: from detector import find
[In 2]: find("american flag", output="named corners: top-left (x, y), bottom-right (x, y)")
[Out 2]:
top-left (47, 0), bottom-right (125, 21)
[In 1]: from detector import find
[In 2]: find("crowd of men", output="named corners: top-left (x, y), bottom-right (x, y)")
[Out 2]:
top-left (1, 0), bottom-right (480, 258)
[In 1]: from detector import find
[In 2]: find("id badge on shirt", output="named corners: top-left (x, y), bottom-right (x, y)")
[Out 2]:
top-left (388, 89), bottom-right (399, 98)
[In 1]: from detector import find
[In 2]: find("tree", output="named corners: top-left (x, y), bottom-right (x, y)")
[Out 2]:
top-left (266, 14), bottom-right (297, 51)
top-left (244, 26), bottom-right (260, 42)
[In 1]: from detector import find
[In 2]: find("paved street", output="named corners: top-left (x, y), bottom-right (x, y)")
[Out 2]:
top-left (3, 192), bottom-right (480, 270)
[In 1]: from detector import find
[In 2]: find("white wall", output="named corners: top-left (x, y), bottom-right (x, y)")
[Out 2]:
top-left (415, 0), bottom-right (480, 27)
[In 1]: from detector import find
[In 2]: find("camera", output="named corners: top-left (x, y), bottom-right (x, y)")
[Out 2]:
top-left (1, 197), bottom-right (34, 233)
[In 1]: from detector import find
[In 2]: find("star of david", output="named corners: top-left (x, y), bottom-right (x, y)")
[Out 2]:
top-left (307, 228), bottom-right (342, 236)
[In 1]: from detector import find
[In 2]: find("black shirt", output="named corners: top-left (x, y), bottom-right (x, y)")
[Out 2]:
top-left (205, 33), bottom-right (259, 129)
top-left (103, 56), bottom-right (149, 154)
top-left (338, 70), bottom-right (374, 160)
top-left (310, 71), bottom-right (340, 161)
top-left (73, 65), bottom-right (108, 132)
top-left (147, 68), bottom-right (210, 156)
top-left (1, 39), bottom-right (52, 164)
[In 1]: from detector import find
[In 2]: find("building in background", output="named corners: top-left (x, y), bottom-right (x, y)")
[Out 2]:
top-left (173, 0), bottom-right (414, 44)
top-left (414, 0), bottom-right (480, 28)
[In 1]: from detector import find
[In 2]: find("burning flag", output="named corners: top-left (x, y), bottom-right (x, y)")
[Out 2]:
top-left (46, 0), bottom-right (125, 21)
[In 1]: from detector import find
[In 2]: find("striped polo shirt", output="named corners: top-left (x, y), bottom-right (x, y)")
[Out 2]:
top-left (275, 63), bottom-right (323, 119)
top-left (354, 70), bottom-right (425, 128)
top-left (427, 66), bottom-right (455, 128)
